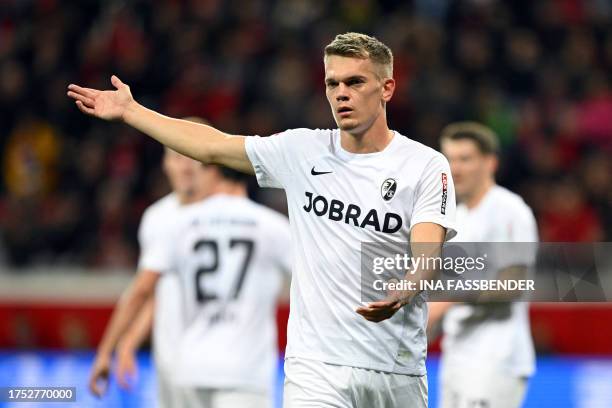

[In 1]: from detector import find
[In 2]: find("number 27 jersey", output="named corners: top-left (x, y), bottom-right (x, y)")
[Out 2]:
top-left (148, 194), bottom-right (292, 392)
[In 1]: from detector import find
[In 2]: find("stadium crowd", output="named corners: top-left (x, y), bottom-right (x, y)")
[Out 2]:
top-left (0, 0), bottom-right (610, 267)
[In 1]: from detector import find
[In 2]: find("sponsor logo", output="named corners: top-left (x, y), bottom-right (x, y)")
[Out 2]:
top-left (381, 178), bottom-right (397, 202)
top-left (311, 166), bottom-right (333, 176)
top-left (441, 173), bottom-right (448, 215)
top-left (302, 191), bottom-right (403, 234)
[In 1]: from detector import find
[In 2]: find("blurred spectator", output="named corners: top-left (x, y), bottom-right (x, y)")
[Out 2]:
top-left (539, 179), bottom-right (604, 242)
top-left (3, 117), bottom-right (61, 198)
top-left (0, 0), bottom-right (610, 268)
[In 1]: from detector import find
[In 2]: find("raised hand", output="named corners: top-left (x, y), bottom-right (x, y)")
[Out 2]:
top-left (67, 75), bottom-right (134, 121)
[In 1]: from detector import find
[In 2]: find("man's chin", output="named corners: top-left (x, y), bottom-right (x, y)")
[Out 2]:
top-left (336, 119), bottom-right (360, 131)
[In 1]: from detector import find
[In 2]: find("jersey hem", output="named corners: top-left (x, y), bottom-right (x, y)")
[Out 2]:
top-left (284, 353), bottom-right (427, 376)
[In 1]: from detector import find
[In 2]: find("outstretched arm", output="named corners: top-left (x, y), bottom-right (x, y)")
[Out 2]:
top-left (67, 76), bottom-right (253, 173)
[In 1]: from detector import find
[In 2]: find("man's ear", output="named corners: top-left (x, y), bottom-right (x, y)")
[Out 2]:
top-left (486, 154), bottom-right (499, 174)
top-left (382, 78), bottom-right (395, 103)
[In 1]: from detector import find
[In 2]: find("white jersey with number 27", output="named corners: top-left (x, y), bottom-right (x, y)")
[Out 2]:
top-left (147, 194), bottom-right (292, 393)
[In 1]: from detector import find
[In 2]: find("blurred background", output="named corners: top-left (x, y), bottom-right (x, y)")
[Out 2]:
top-left (0, 0), bottom-right (610, 407)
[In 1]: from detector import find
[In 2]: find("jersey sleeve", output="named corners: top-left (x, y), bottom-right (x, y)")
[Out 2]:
top-left (138, 218), bottom-right (179, 274)
top-left (508, 205), bottom-right (539, 243)
top-left (137, 208), bottom-right (157, 271)
top-left (244, 129), bottom-right (303, 189)
top-left (410, 153), bottom-right (457, 240)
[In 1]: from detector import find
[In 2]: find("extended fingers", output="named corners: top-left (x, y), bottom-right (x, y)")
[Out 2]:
top-left (67, 89), bottom-right (95, 106)
top-left (67, 84), bottom-right (98, 99)
top-left (356, 301), bottom-right (401, 322)
top-left (356, 306), bottom-right (387, 318)
top-left (75, 100), bottom-right (95, 116)
top-left (358, 310), bottom-right (394, 322)
top-left (366, 300), bottom-right (398, 309)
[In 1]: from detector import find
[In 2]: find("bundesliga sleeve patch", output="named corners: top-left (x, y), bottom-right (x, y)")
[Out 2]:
top-left (441, 173), bottom-right (448, 215)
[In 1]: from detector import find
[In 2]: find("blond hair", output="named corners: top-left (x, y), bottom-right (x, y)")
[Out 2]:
top-left (324, 32), bottom-right (393, 78)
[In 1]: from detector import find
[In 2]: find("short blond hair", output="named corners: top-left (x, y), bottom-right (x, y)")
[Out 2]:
top-left (324, 32), bottom-right (393, 78)
top-left (440, 122), bottom-right (500, 154)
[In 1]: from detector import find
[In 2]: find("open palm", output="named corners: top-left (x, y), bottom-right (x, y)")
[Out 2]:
top-left (67, 75), bottom-right (133, 121)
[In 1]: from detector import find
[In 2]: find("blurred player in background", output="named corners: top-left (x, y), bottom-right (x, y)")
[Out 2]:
top-left (89, 140), bottom-right (204, 406)
top-left (147, 165), bottom-right (291, 407)
top-left (429, 122), bottom-right (538, 408)
top-left (90, 160), bottom-right (291, 408)
top-left (68, 32), bottom-right (456, 407)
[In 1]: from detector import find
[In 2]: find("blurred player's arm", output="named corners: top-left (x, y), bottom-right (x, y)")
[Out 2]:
top-left (473, 265), bottom-right (529, 302)
top-left (89, 270), bottom-right (159, 397)
top-left (426, 301), bottom-right (455, 342)
top-left (426, 265), bottom-right (529, 342)
top-left (67, 76), bottom-right (253, 173)
top-left (114, 296), bottom-right (155, 390)
top-left (357, 222), bottom-right (446, 322)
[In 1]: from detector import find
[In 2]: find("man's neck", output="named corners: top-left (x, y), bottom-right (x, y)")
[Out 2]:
top-left (177, 191), bottom-right (200, 205)
top-left (208, 182), bottom-right (247, 198)
top-left (463, 180), bottom-right (495, 209)
top-left (340, 112), bottom-right (393, 153)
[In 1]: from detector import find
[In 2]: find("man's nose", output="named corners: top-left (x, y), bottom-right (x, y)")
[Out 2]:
top-left (336, 83), bottom-right (349, 101)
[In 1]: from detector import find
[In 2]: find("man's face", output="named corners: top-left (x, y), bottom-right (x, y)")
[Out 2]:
top-left (162, 149), bottom-right (201, 197)
top-left (441, 139), bottom-right (496, 200)
top-left (324, 55), bottom-right (393, 133)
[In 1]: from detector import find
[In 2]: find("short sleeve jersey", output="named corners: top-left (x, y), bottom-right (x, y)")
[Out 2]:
top-left (146, 194), bottom-right (292, 392)
top-left (245, 128), bottom-right (457, 375)
top-left (442, 185), bottom-right (538, 377)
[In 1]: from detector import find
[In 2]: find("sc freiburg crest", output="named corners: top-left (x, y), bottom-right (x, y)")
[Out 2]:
top-left (381, 178), bottom-right (397, 202)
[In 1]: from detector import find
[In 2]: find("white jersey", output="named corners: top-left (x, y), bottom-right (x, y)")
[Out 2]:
top-left (147, 194), bottom-right (292, 392)
top-left (137, 193), bottom-right (184, 373)
top-left (245, 128), bottom-right (457, 375)
top-left (442, 185), bottom-right (538, 377)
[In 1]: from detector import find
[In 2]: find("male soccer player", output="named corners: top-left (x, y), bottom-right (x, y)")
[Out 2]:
top-left (430, 122), bottom-right (538, 408)
top-left (90, 163), bottom-right (291, 408)
top-left (69, 32), bottom-right (457, 407)
top-left (147, 165), bottom-right (291, 407)
top-left (89, 146), bottom-right (204, 406)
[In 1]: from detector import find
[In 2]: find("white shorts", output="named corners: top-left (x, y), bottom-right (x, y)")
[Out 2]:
top-left (177, 387), bottom-right (271, 408)
top-left (439, 364), bottom-right (528, 408)
top-left (283, 357), bottom-right (427, 408)
top-left (156, 365), bottom-right (181, 408)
